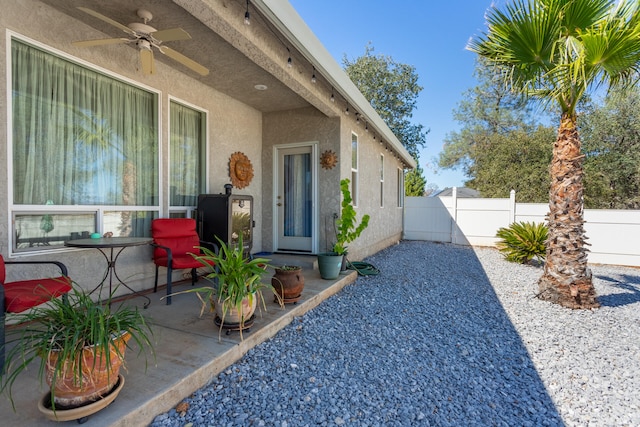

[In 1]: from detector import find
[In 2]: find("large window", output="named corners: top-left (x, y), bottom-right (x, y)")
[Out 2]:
top-left (169, 99), bottom-right (206, 216)
top-left (11, 38), bottom-right (159, 252)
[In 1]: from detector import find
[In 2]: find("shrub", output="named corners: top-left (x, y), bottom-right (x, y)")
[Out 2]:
top-left (496, 221), bottom-right (548, 264)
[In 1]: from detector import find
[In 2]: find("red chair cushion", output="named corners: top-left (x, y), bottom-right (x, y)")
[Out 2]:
top-left (152, 219), bottom-right (201, 260)
top-left (4, 276), bottom-right (72, 313)
top-left (153, 253), bottom-right (212, 269)
top-left (0, 255), bottom-right (6, 284)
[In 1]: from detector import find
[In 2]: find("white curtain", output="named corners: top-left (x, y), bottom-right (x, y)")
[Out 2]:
top-left (284, 153), bottom-right (311, 237)
top-left (170, 101), bottom-right (204, 207)
top-left (11, 39), bottom-right (158, 207)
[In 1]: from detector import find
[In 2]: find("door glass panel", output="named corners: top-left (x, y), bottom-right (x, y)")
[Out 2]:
top-left (284, 153), bottom-right (311, 238)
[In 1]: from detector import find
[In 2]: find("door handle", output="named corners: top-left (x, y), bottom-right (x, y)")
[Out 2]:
top-left (277, 203), bottom-right (282, 207)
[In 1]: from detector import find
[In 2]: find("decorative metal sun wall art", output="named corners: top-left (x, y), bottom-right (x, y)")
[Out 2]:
top-left (320, 150), bottom-right (338, 170)
top-left (229, 151), bottom-right (254, 189)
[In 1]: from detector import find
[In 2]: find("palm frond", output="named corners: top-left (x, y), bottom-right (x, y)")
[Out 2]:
top-left (469, 0), bottom-right (640, 115)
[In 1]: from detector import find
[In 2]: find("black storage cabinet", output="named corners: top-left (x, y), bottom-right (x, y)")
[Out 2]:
top-left (197, 188), bottom-right (253, 255)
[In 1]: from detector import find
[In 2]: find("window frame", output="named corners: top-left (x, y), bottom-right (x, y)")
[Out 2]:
top-left (7, 33), bottom-right (162, 255)
top-left (379, 153), bottom-right (385, 208)
top-left (168, 96), bottom-right (209, 218)
top-left (397, 167), bottom-right (405, 208)
top-left (351, 132), bottom-right (359, 207)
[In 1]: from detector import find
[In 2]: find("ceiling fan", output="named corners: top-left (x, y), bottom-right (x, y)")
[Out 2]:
top-left (72, 7), bottom-right (209, 76)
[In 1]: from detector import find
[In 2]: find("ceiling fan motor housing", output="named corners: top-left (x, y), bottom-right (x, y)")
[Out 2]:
top-left (128, 22), bottom-right (156, 36)
top-left (136, 39), bottom-right (152, 51)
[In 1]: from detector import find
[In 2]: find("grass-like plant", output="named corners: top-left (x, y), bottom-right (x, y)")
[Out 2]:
top-left (169, 234), bottom-right (283, 340)
top-left (496, 221), bottom-right (548, 264)
top-left (0, 285), bottom-right (154, 410)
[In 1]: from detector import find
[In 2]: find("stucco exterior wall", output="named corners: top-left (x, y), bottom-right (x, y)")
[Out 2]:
top-left (262, 107), bottom-right (341, 253)
top-left (0, 0), bottom-right (410, 296)
top-left (339, 119), bottom-right (404, 261)
top-left (0, 1), bottom-right (263, 295)
top-left (262, 106), bottom-right (404, 259)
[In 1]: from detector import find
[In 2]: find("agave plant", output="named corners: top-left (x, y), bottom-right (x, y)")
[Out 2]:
top-left (496, 221), bottom-right (548, 264)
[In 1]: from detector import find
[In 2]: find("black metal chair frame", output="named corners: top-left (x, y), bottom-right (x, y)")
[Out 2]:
top-left (1, 260), bottom-right (70, 373)
top-left (151, 240), bottom-right (218, 305)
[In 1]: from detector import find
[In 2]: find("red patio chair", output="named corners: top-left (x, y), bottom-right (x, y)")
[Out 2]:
top-left (151, 218), bottom-right (216, 305)
top-left (0, 255), bottom-right (72, 372)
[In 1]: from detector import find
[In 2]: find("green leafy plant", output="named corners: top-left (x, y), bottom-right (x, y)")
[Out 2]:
top-left (496, 221), bottom-right (548, 264)
top-left (274, 265), bottom-right (301, 272)
top-left (167, 234), bottom-right (282, 340)
top-left (333, 178), bottom-right (370, 255)
top-left (0, 286), bottom-right (154, 410)
top-left (231, 212), bottom-right (251, 244)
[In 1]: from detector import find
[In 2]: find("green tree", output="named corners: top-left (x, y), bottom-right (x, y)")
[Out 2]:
top-left (469, 0), bottom-right (640, 309)
top-left (343, 43), bottom-right (428, 195)
top-left (468, 126), bottom-right (554, 201)
top-left (581, 85), bottom-right (640, 209)
top-left (405, 165), bottom-right (428, 196)
top-left (439, 58), bottom-right (554, 201)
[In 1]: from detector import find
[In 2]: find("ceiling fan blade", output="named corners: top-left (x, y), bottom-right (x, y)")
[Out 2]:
top-left (158, 46), bottom-right (209, 76)
top-left (140, 49), bottom-right (156, 75)
top-left (72, 38), bottom-right (130, 47)
top-left (77, 7), bottom-right (135, 36)
top-left (152, 28), bottom-right (192, 43)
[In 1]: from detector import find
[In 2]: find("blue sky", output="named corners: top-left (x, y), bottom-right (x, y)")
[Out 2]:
top-left (288, 0), bottom-right (495, 190)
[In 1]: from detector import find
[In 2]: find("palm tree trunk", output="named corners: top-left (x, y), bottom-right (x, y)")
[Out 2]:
top-left (538, 113), bottom-right (599, 309)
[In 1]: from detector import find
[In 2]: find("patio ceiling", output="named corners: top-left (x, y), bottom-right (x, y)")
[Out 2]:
top-left (39, 0), bottom-right (311, 114)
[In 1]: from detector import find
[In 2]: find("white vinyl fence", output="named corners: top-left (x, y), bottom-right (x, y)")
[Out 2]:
top-left (404, 189), bottom-right (640, 267)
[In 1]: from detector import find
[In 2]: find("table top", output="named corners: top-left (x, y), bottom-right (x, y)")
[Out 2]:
top-left (64, 236), bottom-right (153, 249)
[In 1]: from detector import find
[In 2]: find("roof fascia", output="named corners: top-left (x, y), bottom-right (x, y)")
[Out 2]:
top-left (253, 0), bottom-right (416, 169)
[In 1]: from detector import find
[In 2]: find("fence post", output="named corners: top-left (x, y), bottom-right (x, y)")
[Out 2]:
top-left (509, 189), bottom-right (516, 224)
top-left (451, 187), bottom-right (458, 244)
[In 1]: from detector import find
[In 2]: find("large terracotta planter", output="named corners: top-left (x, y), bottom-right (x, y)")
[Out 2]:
top-left (214, 294), bottom-right (257, 327)
top-left (271, 266), bottom-right (304, 303)
top-left (44, 331), bottom-right (131, 408)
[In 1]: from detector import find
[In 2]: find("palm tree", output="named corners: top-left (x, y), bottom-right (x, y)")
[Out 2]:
top-left (468, 0), bottom-right (640, 309)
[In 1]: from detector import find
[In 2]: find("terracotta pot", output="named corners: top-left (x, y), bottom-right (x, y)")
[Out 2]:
top-left (45, 331), bottom-right (131, 408)
top-left (271, 267), bottom-right (304, 303)
top-left (214, 294), bottom-right (257, 326)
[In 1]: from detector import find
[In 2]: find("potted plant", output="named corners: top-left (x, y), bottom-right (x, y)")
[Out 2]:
top-left (168, 235), bottom-right (283, 340)
top-left (0, 286), bottom-right (154, 418)
top-left (271, 265), bottom-right (305, 304)
top-left (318, 178), bottom-right (370, 279)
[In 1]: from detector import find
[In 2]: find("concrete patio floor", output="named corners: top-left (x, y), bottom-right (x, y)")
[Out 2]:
top-left (1, 254), bottom-right (356, 426)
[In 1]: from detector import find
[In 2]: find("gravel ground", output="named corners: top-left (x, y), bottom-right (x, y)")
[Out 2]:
top-left (150, 240), bottom-right (640, 427)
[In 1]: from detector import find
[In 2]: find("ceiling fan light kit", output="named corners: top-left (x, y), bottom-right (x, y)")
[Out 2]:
top-left (73, 7), bottom-right (209, 76)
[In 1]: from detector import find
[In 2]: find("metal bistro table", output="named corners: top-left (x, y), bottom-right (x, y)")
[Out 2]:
top-left (65, 237), bottom-right (152, 308)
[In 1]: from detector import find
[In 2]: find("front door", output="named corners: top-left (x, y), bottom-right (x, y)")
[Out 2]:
top-left (275, 144), bottom-right (316, 252)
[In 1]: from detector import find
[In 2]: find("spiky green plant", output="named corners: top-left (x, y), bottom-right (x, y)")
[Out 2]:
top-left (167, 234), bottom-right (283, 341)
top-left (0, 286), bottom-right (154, 410)
top-left (496, 221), bottom-right (548, 264)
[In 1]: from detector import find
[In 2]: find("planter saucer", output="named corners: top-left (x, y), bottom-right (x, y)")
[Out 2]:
top-left (215, 314), bottom-right (255, 334)
top-left (38, 374), bottom-right (125, 423)
top-left (276, 294), bottom-right (302, 304)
